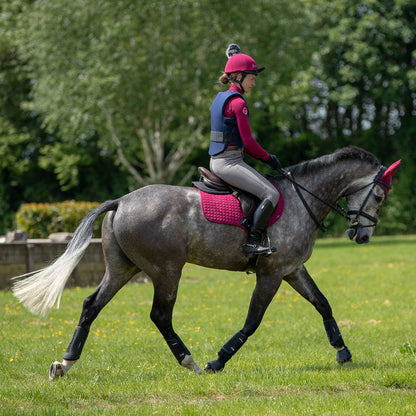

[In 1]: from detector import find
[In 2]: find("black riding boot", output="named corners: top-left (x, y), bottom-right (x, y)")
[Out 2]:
top-left (244, 199), bottom-right (277, 258)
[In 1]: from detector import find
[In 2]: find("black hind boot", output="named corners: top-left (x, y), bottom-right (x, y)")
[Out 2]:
top-left (244, 199), bottom-right (276, 258)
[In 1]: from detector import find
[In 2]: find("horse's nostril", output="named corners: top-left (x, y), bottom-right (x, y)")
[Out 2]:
top-left (346, 228), bottom-right (356, 240)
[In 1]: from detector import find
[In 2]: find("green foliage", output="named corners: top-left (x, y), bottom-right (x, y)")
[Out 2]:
top-left (296, 0), bottom-right (416, 145)
top-left (390, 116), bottom-right (416, 234)
top-left (0, 182), bottom-right (15, 233)
top-left (12, 0), bottom-right (310, 187)
top-left (16, 201), bottom-right (101, 238)
top-left (1, 236), bottom-right (415, 414)
top-left (0, 1), bottom-right (132, 236)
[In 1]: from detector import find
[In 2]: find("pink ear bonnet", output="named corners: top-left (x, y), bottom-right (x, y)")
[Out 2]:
top-left (379, 160), bottom-right (401, 198)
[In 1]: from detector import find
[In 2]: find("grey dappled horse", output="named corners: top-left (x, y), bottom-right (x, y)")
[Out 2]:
top-left (12, 147), bottom-right (400, 380)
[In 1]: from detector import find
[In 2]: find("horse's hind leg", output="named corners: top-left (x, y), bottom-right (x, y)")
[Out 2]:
top-left (49, 212), bottom-right (138, 380)
top-left (285, 266), bottom-right (352, 364)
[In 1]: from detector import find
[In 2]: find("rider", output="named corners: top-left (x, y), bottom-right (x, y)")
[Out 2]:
top-left (209, 44), bottom-right (281, 258)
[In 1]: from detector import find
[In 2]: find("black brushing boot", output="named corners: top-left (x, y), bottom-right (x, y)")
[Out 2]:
top-left (244, 199), bottom-right (276, 258)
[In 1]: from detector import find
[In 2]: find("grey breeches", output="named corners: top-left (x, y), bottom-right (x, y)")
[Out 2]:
top-left (210, 150), bottom-right (280, 208)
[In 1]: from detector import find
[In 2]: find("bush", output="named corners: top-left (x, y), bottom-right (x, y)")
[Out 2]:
top-left (16, 201), bottom-right (102, 238)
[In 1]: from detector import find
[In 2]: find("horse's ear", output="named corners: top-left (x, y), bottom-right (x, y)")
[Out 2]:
top-left (380, 160), bottom-right (401, 199)
top-left (382, 160), bottom-right (401, 183)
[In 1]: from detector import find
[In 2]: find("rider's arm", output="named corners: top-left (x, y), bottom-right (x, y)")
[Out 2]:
top-left (225, 97), bottom-right (270, 162)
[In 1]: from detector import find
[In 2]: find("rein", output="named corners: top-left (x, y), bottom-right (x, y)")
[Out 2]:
top-left (276, 166), bottom-right (388, 233)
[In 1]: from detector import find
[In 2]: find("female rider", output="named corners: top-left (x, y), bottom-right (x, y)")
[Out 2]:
top-left (209, 44), bottom-right (281, 258)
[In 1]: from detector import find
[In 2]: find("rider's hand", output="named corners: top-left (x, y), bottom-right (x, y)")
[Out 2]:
top-left (266, 154), bottom-right (282, 171)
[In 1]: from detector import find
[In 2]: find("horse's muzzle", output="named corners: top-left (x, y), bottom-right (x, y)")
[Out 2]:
top-left (346, 227), bottom-right (370, 244)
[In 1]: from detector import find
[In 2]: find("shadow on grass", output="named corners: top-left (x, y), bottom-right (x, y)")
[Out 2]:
top-left (299, 360), bottom-right (411, 372)
top-left (315, 235), bottom-right (416, 249)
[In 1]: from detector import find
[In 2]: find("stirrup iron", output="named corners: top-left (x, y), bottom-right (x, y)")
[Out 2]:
top-left (245, 232), bottom-right (276, 258)
top-left (263, 233), bottom-right (276, 257)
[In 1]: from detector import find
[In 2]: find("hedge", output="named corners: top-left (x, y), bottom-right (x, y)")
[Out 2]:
top-left (16, 201), bottom-right (102, 238)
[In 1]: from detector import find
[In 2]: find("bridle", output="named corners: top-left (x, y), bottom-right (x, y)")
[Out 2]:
top-left (277, 166), bottom-right (390, 233)
top-left (344, 167), bottom-right (391, 233)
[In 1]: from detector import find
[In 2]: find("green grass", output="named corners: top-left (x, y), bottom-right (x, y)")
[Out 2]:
top-left (1, 235), bottom-right (415, 415)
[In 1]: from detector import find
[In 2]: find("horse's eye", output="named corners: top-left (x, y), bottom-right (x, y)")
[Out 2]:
top-left (374, 194), bottom-right (383, 203)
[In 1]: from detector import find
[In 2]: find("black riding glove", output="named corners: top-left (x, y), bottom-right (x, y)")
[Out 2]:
top-left (266, 154), bottom-right (281, 171)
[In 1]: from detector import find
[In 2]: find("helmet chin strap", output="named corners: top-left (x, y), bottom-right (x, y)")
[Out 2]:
top-left (229, 72), bottom-right (247, 93)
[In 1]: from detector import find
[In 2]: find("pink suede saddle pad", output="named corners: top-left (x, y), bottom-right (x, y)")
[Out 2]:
top-left (199, 188), bottom-right (284, 230)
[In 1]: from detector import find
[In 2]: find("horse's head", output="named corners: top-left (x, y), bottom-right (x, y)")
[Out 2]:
top-left (345, 160), bottom-right (401, 244)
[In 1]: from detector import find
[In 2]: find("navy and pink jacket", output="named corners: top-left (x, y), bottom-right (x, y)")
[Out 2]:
top-left (209, 85), bottom-right (270, 162)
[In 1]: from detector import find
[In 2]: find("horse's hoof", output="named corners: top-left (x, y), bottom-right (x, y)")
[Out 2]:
top-left (204, 359), bottom-right (224, 373)
top-left (49, 361), bottom-right (64, 381)
top-left (336, 346), bottom-right (353, 365)
top-left (181, 354), bottom-right (203, 374)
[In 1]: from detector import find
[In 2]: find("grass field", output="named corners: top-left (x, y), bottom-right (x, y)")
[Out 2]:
top-left (1, 235), bottom-right (415, 415)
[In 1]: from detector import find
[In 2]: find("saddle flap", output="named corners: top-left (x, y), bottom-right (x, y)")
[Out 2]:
top-left (237, 192), bottom-right (260, 219)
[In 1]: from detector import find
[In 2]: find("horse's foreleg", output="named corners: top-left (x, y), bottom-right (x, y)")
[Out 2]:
top-left (285, 266), bottom-right (352, 364)
top-left (150, 281), bottom-right (202, 374)
top-left (205, 272), bottom-right (282, 372)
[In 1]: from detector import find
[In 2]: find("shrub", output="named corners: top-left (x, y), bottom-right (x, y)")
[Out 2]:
top-left (16, 201), bottom-right (102, 238)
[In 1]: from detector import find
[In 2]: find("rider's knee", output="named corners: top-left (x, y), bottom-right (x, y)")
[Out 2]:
top-left (264, 190), bottom-right (280, 208)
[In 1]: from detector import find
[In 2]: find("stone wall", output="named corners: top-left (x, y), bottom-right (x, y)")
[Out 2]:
top-left (0, 238), bottom-right (106, 290)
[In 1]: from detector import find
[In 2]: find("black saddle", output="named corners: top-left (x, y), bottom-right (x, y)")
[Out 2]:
top-left (192, 167), bottom-right (260, 227)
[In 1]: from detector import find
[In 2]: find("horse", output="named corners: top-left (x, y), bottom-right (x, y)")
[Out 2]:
top-left (12, 146), bottom-right (400, 380)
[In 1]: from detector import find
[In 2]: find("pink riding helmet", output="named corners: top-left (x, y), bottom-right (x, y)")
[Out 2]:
top-left (224, 44), bottom-right (265, 75)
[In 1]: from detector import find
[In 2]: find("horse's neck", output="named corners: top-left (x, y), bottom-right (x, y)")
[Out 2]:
top-left (293, 160), bottom-right (375, 217)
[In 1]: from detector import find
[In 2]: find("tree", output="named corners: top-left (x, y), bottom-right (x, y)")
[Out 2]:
top-left (15, 0), bottom-right (312, 187)
top-left (296, 0), bottom-right (416, 159)
top-left (0, 0), bottom-right (313, 233)
top-left (0, 1), bottom-right (135, 233)
top-left (17, 1), bottom-right (208, 187)
top-left (0, 0), bottom-right (49, 232)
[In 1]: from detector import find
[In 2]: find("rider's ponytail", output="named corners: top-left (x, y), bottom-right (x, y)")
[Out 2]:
top-left (218, 72), bottom-right (231, 84)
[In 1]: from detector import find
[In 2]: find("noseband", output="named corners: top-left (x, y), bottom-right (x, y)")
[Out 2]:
top-left (278, 166), bottom-right (389, 233)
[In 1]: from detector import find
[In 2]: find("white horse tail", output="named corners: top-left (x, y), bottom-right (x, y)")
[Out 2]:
top-left (12, 199), bottom-right (119, 316)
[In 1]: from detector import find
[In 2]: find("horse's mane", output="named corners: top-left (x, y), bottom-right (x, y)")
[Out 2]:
top-left (287, 146), bottom-right (380, 176)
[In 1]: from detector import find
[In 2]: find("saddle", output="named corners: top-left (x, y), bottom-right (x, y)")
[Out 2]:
top-left (192, 167), bottom-right (260, 228)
